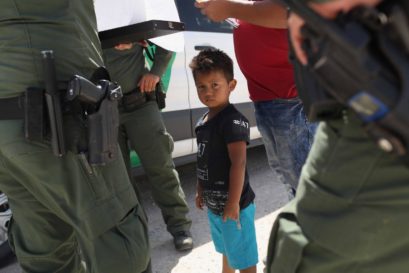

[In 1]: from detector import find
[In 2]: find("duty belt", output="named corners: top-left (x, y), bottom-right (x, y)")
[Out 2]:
top-left (118, 87), bottom-right (157, 113)
top-left (0, 51), bottom-right (123, 166)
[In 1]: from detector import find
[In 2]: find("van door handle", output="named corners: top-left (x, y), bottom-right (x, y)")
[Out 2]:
top-left (194, 45), bottom-right (216, 51)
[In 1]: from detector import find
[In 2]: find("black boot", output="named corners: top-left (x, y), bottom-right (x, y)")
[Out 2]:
top-left (172, 230), bottom-right (193, 251)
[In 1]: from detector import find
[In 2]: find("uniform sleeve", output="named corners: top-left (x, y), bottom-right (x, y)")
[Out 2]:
top-left (149, 44), bottom-right (173, 77)
top-left (222, 114), bottom-right (250, 144)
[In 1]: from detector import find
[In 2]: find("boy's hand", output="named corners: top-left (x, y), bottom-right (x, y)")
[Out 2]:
top-left (222, 201), bottom-right (240, 222)
top-left (195, 193), bottom-right (204, 210)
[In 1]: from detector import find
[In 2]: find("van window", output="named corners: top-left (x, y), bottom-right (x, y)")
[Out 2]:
top-left (175, 0), bottom-right (234, 33)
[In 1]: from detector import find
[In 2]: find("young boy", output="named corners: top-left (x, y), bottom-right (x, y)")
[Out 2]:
top-left (190, 48), bottom-right (258, 273)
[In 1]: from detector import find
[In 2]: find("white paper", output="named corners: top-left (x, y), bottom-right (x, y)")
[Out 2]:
top-left (94, 0), bottom-right (184, 52)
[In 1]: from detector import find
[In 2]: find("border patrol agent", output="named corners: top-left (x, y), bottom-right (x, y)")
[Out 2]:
top-left (266, 0), bottom-right (409, 273)
top-left (102, 43), bottom-right (193, 251)
top-left (0, 1), bottom-right (150, 272)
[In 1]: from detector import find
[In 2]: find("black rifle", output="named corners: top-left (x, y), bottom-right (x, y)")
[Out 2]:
top-left (283, 0), bottom-right (409, 162)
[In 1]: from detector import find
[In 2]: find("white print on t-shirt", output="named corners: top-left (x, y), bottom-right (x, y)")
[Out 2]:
top-left (197, 167), bottom-right (208, 181)
top-left (203, 190), bottom-right (229, 215)
top-left (233, 119), bottom-right (249, 129)
top-left (197, 143), bottom-right (206, 158)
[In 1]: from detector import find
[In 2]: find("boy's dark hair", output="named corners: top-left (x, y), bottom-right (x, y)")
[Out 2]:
top-left (189, 48), bottom-right (234, 81)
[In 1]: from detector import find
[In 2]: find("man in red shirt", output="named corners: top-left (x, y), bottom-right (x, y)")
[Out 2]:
top-left (196, 0), bottom-right (316, 199)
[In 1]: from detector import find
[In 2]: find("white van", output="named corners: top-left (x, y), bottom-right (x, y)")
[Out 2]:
top-left (131, 0), bottom-right (262, 169)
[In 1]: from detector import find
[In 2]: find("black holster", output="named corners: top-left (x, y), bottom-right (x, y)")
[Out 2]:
top-left (88, 98), bottom-right (120, 165)
top-left (67, 75), bottom-right (123, 166)
top-left (155, 83), bottom-right (166, 110)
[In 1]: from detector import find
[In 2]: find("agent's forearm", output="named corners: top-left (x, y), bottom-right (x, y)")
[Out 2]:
top-left (229, 0), bottom-right (288, 28)
top-left (149, 44), bottom-right (173, 77)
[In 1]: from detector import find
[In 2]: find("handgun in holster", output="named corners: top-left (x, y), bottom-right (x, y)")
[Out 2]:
top-left (67, 74), bottom-right (123, 165)
top-left (283, 0), bottom-right (409, 164)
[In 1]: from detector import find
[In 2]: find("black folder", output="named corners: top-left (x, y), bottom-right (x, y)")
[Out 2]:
top-left (98, 20), bottom-right (185, 49)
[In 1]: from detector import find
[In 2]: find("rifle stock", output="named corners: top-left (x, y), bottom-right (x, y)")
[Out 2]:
top-left (282, 0), bottom-right (409, 161)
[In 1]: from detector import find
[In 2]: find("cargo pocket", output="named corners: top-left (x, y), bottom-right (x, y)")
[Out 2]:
top-left (164, 131), bottom-right (174, 154)
top-left (75, 153), bottom-right (109, 200)
top-left (116, 205), bottom-right (150, 273)
top-left (266, 213), bottom-right (308, 273)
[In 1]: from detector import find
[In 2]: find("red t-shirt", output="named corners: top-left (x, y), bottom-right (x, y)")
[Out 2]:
top-left (233, 20), bottom-right (297, 101)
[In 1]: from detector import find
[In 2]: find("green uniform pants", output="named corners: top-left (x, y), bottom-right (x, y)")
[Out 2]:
top-left (0, 120), bottom-right (150, 273)
top-left (267, 111), bottom-right (409, 273)
top-left (118, 101), bottom-right (191, 235)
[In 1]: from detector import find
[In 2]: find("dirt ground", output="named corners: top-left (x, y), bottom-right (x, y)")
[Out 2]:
top-left (0, 146), bottom-right (289, 273)
top-left (140, 146), bottom-right (288, 273)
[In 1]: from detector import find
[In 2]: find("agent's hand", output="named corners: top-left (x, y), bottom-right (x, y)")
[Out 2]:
top-left (288, 0), bottom-right (382, 65)
top-left (138, 73), bottom-right (160, 93)
top-left (114, 43), bottom-right (134, 50)
top-left (222, 201), bottom-right (239, 222)
top-left (288, 13), bottom-right (308, 65)
top-left (195, 193), bottom-right (204, 210)
top-left (195, 0), bottom-right (231, 22)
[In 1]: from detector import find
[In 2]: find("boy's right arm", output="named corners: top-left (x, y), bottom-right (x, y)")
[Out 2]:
top-left (223, 140), bottom-right (247, 222)
top-left (195, 181), bottom-right (204, 210)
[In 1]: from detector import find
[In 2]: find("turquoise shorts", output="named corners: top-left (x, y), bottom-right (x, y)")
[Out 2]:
top-left (207, 203), bottom-right (258, 270)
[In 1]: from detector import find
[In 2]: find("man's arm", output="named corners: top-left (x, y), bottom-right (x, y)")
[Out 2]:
top-left (138, 44), bottom-right (173, 92)
top-left (195, 0), bottom-right (288, 28)
top-left (149, 44), bottom-right (173, 78)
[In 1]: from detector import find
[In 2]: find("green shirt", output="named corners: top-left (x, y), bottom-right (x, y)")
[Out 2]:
top-left (0, 0), bottom-right (103, 98)
top-left (103, 44), bottom-right (172, 94)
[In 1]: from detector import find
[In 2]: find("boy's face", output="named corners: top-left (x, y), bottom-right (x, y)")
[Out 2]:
top-left (195, 70), bottom-right (236, 111)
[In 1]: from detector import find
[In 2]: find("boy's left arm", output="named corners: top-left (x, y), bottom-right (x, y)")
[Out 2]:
top-left (223, 141), bottom-right (247, 222)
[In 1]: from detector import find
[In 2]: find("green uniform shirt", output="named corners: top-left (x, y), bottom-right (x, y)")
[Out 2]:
top-left (103, 44), bottom-right (172, 93)
top-left (0, 0), bottom-right (103, 98)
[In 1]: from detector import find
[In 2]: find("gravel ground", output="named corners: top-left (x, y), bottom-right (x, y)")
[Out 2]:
top-left (0, 145), bottom-right (289, 273)
top-left (141, 145), bottom-right (288, 273)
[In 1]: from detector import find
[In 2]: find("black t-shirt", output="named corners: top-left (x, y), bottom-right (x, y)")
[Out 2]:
top-left (195, 104), bottom-right (255, 215)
